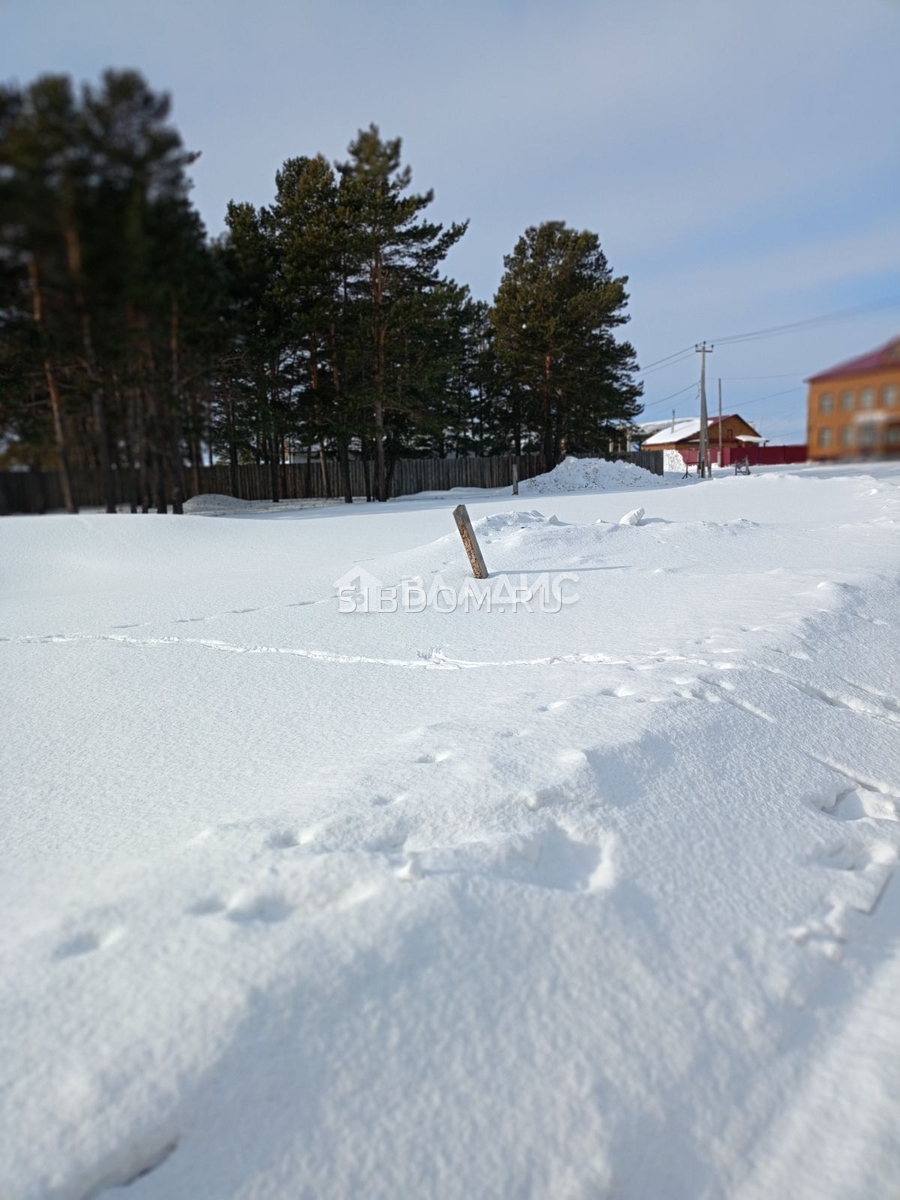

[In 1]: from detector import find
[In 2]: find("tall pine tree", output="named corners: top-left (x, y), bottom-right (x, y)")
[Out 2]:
top-left (491, 221), bottom-right (642, 470)
top-left (337, 126), bottom-right (467, 499)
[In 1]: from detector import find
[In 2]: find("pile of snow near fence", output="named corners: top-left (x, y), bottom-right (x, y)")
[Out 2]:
top-left (183, 493), bottom-right (255, 513)
top-left (521, 454), bottom-right (666, 493)
top-left (2, 462), bottom-right (900, 1200)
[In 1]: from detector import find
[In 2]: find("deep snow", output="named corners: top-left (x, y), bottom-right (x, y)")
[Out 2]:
top-left (2, 461), bottom-right (900, 1199)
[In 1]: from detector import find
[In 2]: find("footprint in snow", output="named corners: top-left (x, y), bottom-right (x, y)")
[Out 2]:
top-left (817, 786), bottom-right (900, 823)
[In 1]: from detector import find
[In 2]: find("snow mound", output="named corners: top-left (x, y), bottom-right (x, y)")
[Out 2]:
top-left (473, 510), bottom-right (559, 536)
top-left (521, 456), bottom-right (665, 494)
top-left (664, 450), bottom-right (687, 474)
top-left (183, 493), bottom-right (254, 513)
top-left (619, 507), bottom-right (645, 526)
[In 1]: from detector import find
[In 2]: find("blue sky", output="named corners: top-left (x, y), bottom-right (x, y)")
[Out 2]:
top-left (3, 0), bottom-right (899, 442)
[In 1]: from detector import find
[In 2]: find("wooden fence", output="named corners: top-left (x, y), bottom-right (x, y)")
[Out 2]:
top-left (0, 450), bottom-right (664, 514)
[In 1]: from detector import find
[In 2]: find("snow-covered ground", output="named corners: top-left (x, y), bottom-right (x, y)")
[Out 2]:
top-left (2, 461), bottom-right (900, 1200)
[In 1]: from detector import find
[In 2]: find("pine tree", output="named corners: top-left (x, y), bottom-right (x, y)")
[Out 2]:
top-left (0, 69), bottom-right (216, 513)
top-left (490, 221), bottom-right (642, 470)
top-left (337, 126), bottom-right (467, 499)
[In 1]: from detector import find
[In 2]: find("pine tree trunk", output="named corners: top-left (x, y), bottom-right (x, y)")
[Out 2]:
top-left (44, 360), bottom-right (78, 513)
top-left (374, 392), bottom-right (386, 500)
top-left (65, 223), bottom-right (115, 513)
top-left (27, 259), bottom-right (78, 513)
top-left (337, 437), bottom-right (353, 503)
top-left (92, 387), bottom-right (116, 512)
top-left (540, 353), bottom-right (554, 472)
top-left (361, 439), bottom-right (373, 503)
top-left (269, 433), bottom-right (281, 502)
top-left (191, 440), bottom-right (201, 498)
top-left (227, 392), bottom-right (240, 497)
top-left (168, 292), bottom-right (187, 503)
top-left (373, 249), bottom-right (387, 501)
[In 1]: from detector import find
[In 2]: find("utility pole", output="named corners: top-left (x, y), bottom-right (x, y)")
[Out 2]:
top-left (695, 342), bottom-right (713, 477)
top-left (717, 377), bottom-right (723, 468)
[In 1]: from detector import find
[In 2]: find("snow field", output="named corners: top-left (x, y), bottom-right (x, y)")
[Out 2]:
top-left (1, 462), bottom-right (900, 1198)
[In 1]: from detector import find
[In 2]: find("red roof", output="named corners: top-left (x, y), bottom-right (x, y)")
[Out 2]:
top-left (808, 336), bottom-right (900, 383)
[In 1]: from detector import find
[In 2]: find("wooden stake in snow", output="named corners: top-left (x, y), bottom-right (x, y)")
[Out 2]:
top-left (512, 463), bottom-right (519, 495)
top-left (453, 504), bottom-right (489, 579)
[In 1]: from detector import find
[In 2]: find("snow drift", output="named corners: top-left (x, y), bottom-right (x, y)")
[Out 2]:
top-left (2, 462), bottom-right (900, 1200)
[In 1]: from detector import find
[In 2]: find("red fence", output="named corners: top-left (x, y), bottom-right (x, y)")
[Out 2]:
top-left (679, 444), bottom-right (807, 467)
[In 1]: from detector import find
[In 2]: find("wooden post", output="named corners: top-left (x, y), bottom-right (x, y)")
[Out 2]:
top-left (512, 463), bottom-right (519, 495)
top-left (172, 486), bottom-right (184, 515)
top-left (453, 504), bottom-right (489, 579)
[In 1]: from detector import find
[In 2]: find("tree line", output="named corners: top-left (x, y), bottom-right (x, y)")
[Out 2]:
top-left (0, 69), bottom-right (642, 511)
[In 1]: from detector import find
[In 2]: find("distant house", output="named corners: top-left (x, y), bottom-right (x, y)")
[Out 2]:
top-left (636, 414), bottom-right (764, 462)
top-left (807, 337), bottom-right (900, 460)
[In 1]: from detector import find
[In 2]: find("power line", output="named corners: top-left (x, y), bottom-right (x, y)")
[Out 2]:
top-left (635, 346), bottom-right (695, 375)
top-left (639, 380), bottom-right (699, 411)
top-left (720, 372), bottom-right (804, 381)
top-left (737, 385), bottom-right (805, 408)
top-left (712, 296), bottom-right (900, 348)
top-left (637, 295), bottom-right (900, 381)
top-left (637, 352), bottom-right (697, 379)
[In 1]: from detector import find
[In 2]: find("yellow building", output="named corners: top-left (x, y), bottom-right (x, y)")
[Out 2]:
top-left (807, 337), bottom-right (900, 460)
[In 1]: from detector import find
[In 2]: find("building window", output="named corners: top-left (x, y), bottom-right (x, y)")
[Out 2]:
top-left (861, 387), bottom-right (876, 409)
top-left (819, 392), bottom-right (834, 414)
top-left (859, 423), bottom-right (877, 449)
top-left (725, 427), bottom-right (734, 439)
top-left (888, 426), bottom-right (900, 446)
top-left (840, 425), bottom-right (854, 447)
top-left (841, 389), bottom-right (855, 411)
top-left (818, 427), bottom-right (833, 448)
top-left (884, 385), bottom-right (898, 408)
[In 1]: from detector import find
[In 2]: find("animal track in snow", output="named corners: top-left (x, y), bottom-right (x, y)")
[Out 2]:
top-left (225, 891), bottom-right (293, 923)
top-left (371, 792), bottom-right (408, 807)
top-left (55, 926), bottom-right (124, 959)
top-left (187, 896), bottom-right (226, 916)
top-left (266, 829), bottom-right (300, 849)
top-left (414, 750), bottom-right (453, 764)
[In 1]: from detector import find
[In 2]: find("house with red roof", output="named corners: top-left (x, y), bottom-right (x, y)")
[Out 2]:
top-left (807, 337), bottom-right (900, 460)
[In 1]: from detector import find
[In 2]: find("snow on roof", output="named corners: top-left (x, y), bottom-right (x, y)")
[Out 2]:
top-left (736, 435), bottom-right (765, 443)
top-left (641, 414), bottom-right (760, 446)
top-left (635, 418), bottom-right (688, 436)
top-left (807, 336), bottom-right (900, 383)
top-left (641, 419), bottom-right (702, 446)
